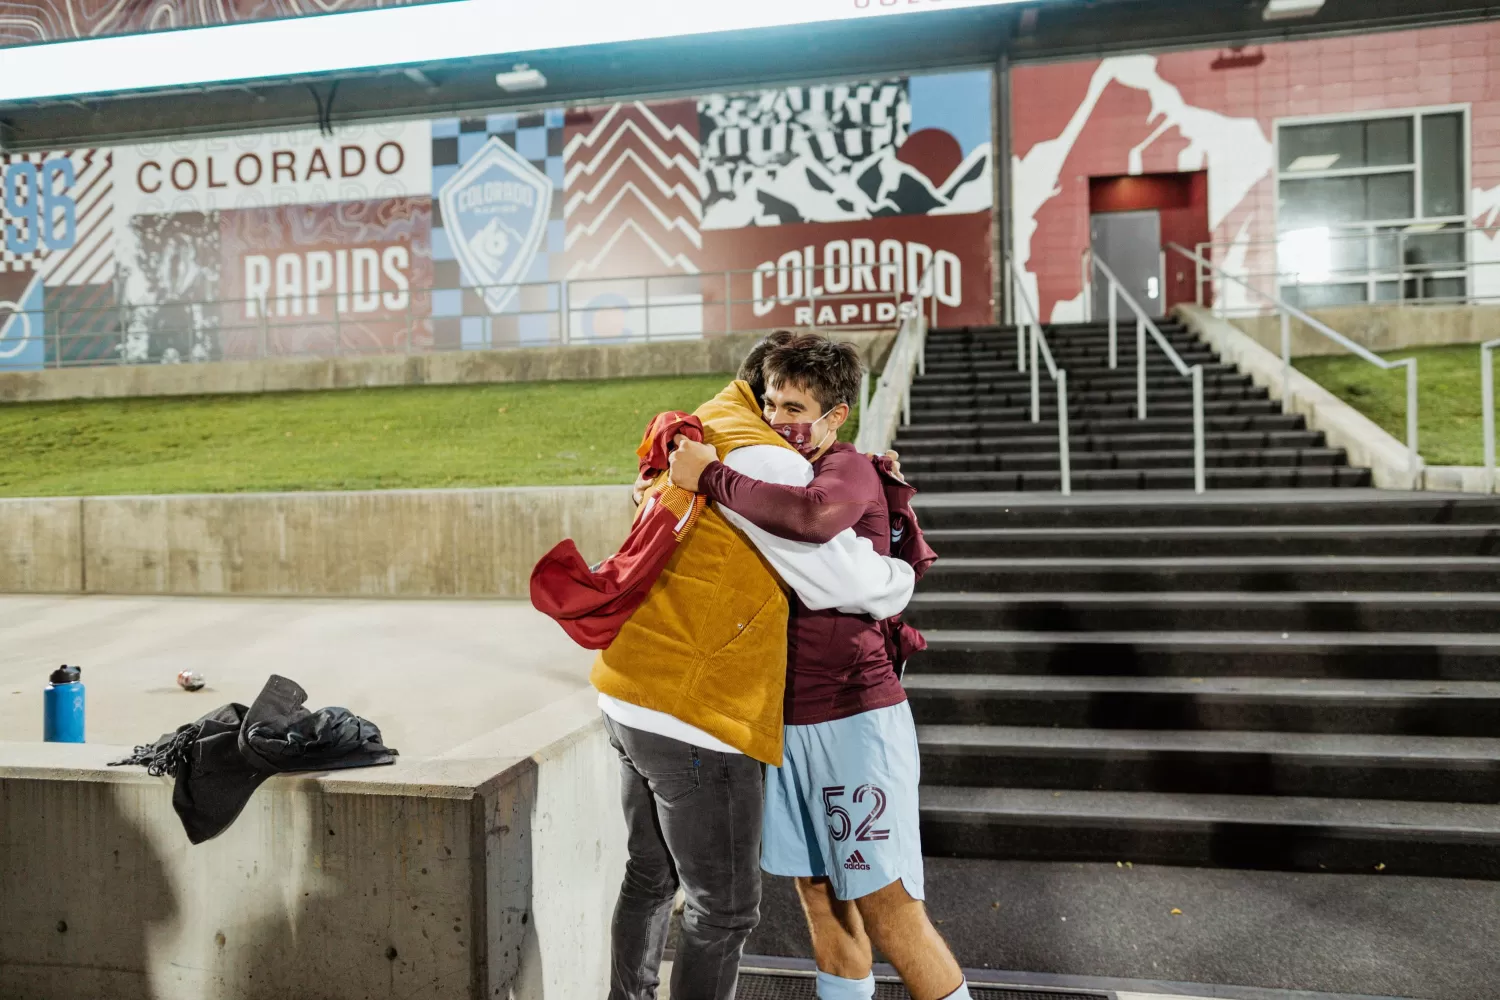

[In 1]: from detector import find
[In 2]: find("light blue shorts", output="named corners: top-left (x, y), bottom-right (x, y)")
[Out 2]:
top-left (761, 701), bottom-right (925, 902)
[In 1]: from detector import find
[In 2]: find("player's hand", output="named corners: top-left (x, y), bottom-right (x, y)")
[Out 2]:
top-left (883, 449), bottom-right (902, 478)
top-left (668, 435), bottom-right (717, 493)
top-left (631, 473), bottom-right (654, 506)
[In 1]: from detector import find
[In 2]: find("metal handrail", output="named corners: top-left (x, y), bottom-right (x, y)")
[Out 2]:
top-left (1085, 249), bottom-right (1206, 493)
top-left (854, 263), bottom-right (938, 456)
top-left (1169, 242), bottom-right (1421, 481)
top-left (1005, 252), bottom-right (1070, 494)
top-left (0, 262), bottom-right (922, 371)
top-left (1482, 339), bottom-right (1500, 494)
top-left (1191, 222), bottom-right (1498, 314)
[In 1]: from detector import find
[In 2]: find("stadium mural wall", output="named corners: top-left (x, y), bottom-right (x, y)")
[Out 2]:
top-left (0, 68), bottom-right (993, 370)
top-left (1012, 21), bottom-right (1500, 322)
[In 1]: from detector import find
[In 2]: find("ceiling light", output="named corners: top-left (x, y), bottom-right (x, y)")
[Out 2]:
top-left (495, 64), bottom-right (547, 93)
top-left (1264, 0), bottom-right (1325, 21)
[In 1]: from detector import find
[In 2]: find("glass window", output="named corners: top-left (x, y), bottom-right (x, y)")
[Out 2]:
top-left (1405, 229), bottom-right (1465, 268)
top-left (1281, 177), bottom-right (1367, 228)
top-left (1281, 121), bottom-right (1366, 171)
top-left (1423, 113), bottom-right (1464, 217)
top-left (1280, 118), bottom-right (1414, 172)
top-left (1366, 117), bottom-right (1415, 167)
top-left (1367, 173), bottom-right (1415, 221)
top-left (1277, 110), bottom-right (1468, 304)
top-left (1285, 282), bottom-right (1369, 308)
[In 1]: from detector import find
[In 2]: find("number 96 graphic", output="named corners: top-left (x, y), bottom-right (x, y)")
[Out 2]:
top-left (3, 159), bottom-right (77, 254)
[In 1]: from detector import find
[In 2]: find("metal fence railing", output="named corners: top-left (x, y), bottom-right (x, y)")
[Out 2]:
top-left (1190, 223), bottom-right (1500, 317)
top-left (855, 265), bottom-right (938, 456)
top-left (1084, 248), bottom-right (1206, 493)
top-left (0, 262), bottom-right (947, 373)
top-left (1170, 242), bottom-right (1422, 485)
top-left (1005, 252), bottom-right (1070, 494)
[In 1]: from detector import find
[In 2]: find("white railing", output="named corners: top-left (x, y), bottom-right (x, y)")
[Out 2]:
top-left (1084, 250), bottom-right (1206, 493)
top-left (1190, 222), bottom-right (1499, 317)
top-left (1482, 339), bottom-right (1500, 493)
top-left (1006, 252), bottom-right (1071, 494)
top-left (855, 268), bottom-right (936, 456)
top-left (1170, 242), bottom-right (1422, 483)
top-left (0, 264), bottom-right (914, 372)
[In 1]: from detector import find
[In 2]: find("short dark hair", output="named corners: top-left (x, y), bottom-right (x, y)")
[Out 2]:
top-left (738, 330), bottom-right (798, 404)
top-left (762, 334), bottom-right (864, 416)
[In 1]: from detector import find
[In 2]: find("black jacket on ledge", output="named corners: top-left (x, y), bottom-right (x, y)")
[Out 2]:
top-left (111, 674), bottom-right (398, 844)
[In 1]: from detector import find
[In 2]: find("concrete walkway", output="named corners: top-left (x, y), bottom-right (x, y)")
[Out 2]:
top-left (0, 595), bottom-right (595, 756)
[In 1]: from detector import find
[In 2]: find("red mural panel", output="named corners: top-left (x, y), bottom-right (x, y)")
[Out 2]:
top-left (217, 197), bottom-right (433, 359)
top-left (1012, 22), bottom-right (1500, 321)
top-left (702, 211), bottom-right (993, 333)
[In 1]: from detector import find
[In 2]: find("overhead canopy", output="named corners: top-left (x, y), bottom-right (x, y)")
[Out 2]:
top-left (0, 0), bottom-right (1489, 150)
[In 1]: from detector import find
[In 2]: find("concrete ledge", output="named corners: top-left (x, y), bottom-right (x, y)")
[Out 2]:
top-left (0, 485), bottom-right (633, 598)
top-left (0, 330), bottom-right (894, 403)
top-left (1229, 304), bottom-right (1500, 357)
top-left (1422, 465), bottom-right (1497, 494)
top-left (0, 688), bottom-right (623, 1000)
top-left (0, 496), bottom-right (82, 592)
top-left (1179, 306), bottom-right (1422, 490)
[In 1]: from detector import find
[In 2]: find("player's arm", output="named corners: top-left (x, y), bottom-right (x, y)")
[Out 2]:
top-left (675, 443), bottom-right (913, 619)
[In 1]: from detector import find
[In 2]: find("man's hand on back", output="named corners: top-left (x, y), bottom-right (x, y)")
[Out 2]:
top-left (668, 435), bottom-right (718, 493)
top-left (631, 472), bottom-right (654, 507)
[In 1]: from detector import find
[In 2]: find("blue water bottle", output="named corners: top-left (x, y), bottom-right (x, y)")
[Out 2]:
top-left (43, 665), bottom-right (85, 743)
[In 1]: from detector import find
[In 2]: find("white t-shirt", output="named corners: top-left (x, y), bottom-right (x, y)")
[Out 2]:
top-left (598, 443), bottom-right (915, 754)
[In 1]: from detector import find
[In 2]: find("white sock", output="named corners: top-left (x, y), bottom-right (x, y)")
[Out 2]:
top-left (938, 981), bottom-right (972, 1000)
top-left (815, 970), bottom-right (875, 1000)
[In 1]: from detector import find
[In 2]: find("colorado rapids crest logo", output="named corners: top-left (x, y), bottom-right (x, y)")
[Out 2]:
top-left (439, 136), bottom-right (552, 315)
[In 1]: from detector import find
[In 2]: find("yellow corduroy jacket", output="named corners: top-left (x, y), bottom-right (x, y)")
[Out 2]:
top-left (591, 380), bottom-right (797, 765)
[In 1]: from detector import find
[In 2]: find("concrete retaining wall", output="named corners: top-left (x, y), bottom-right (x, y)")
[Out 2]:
top-left (0, 689), bottom-right (624, 1000)
top-left (0, 485), bottom-right (633, 599)
top-left (1180, 305), bottom-right (1423, 490)
top-left (0, 330), bottom-right (894, 404)
top-left (1230, 304), bottom-right (1500, 358)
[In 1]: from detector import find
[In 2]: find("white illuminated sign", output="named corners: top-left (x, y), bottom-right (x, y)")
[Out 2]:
top-left (0, 0), bottom-right (1026, 104)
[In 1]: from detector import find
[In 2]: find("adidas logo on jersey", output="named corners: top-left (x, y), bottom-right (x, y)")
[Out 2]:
top-left (843, 850), bottom-right (872, 871)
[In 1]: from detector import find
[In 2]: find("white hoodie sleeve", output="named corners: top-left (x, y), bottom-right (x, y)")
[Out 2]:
top-left (716, 444), bottom-right (915, 620)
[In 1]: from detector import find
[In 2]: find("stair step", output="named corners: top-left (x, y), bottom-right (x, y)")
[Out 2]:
top-left (910, 490), bottom-right (1500, 529)
top-left (912, 371), bottom-right (1248, 393)
top-left (915, 628), bottom-right (1500, 680)
top-left (900, 431), bottom-right (1327, 457)
top-left (916, 724), bottom-right (1500, 802)
top-left (903, 448), bottom-right (1348, 474)
top-left (917, 557), bottom-right (1500, 594)
top-left (909, 386), bottom-right (1267, 411)
top-left (905, 590), bottom-right (1500, 631)
top-left (921, 524), bottom-right (1500, 557)
top-left (909, 400), bottom-right (1284, 423)
top-left (905, 674), bottom-right (1500, 736)
top-left (895, 414), bottom-right (1309, 443)
top-left (910, 465), bottom-right (1372, 492)
top-left (919, 786), bottom-right (1500, 878)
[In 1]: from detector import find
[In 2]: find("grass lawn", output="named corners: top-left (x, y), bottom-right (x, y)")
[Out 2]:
top-left (1295, 344), bottom-right (1493, 467)
top-left (0, 375), bottom-right (757, 497)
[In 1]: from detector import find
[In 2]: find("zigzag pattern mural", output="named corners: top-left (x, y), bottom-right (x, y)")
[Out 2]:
top-left (561, 100), bottom-right (706, 280)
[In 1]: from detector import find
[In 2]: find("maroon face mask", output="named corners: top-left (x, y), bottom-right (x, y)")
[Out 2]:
top-left (769, 413), bottom-right (835, 458)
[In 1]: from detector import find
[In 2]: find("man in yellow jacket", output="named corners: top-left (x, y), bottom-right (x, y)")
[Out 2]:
top-left (594, 336), bottom-right (913, 1000)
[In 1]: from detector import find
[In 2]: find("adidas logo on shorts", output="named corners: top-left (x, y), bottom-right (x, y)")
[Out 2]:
top-left (843, 850), bottom-right (872, 871)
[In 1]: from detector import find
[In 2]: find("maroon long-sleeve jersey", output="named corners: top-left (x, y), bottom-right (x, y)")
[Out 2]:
top-left (699, 442), bottom-right (908, 726)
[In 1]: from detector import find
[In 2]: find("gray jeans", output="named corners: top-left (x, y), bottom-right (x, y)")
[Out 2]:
top-left (603, 714), bottom-right (764, 1000)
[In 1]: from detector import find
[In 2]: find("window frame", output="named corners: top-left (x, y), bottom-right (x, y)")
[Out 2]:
top-left (1273, 103), bottom-right (1472, 305)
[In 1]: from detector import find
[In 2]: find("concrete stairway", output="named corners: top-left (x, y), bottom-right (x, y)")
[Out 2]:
top-left (897, 320), bottom-right (1373, 491)
top-left (905, 491), bottom-right (1500, 880)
